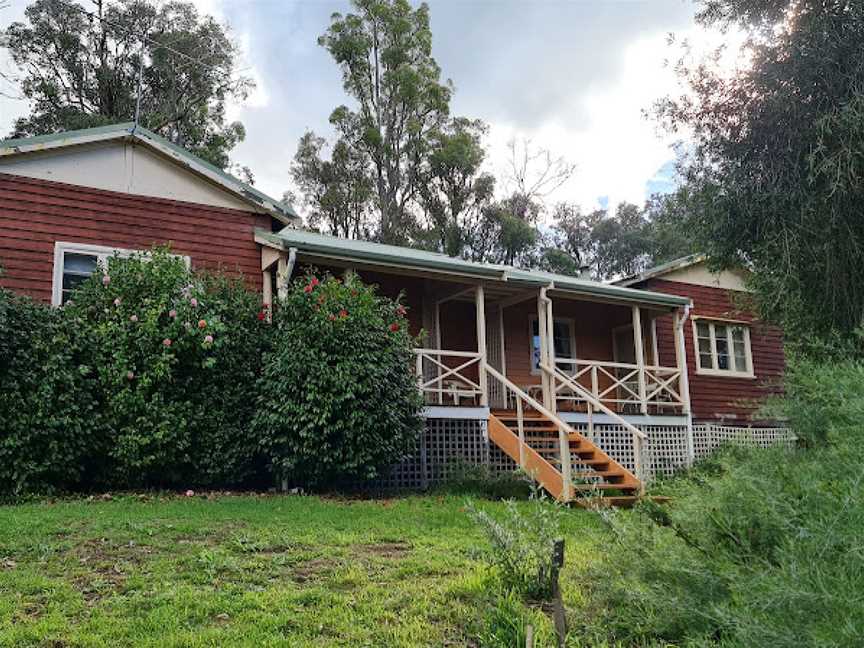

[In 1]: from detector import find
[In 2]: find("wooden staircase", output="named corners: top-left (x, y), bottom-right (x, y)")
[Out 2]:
top-left (489, 409), bottom-right (643, 506)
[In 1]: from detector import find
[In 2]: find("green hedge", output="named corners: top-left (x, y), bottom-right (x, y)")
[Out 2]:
top-left (0, 251), bottom-right (422, 495)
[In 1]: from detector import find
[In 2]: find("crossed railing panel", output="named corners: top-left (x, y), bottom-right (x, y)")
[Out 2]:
top-left (552, 358), bottom-right (684, 413)
top-left (413, 348), bottom-right (483, 405)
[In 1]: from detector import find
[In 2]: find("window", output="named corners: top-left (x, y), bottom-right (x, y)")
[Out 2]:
top-left (693, 318), bottom-right (754, 377)
top-left (530, 317), bottom-right (576, 373)
top-left (51, 242), bottom-right (189, 306)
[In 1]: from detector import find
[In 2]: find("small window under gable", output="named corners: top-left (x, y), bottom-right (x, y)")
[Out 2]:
top-left (693, 317), bottom-right (754, 377)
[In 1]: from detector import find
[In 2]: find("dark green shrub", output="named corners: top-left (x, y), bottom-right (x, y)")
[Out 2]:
top-left (0, 289), bottom-right (102, 494)
top-left (65, 248), bottom-right (269, 487)
top-left (254, 270), bottom-right (423, 488)
top-left (439, 462), bottom-right (533, 500)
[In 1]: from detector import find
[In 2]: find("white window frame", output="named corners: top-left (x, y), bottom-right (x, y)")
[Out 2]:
top-left (529, 316), bottom-right (577, 376)
top-left (691, 316), bottom-right (755, 378)
top-left (52, 242), bottom-right (190, 306)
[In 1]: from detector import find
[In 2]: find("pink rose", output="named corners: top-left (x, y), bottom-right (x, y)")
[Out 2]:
top-left (162, 338), bottom-right (172, 347)
top-left (184, 322), bottom-right (192, 330)
top-left (126, 371), bottom-right (134, 380)
top-left (204, 334), bottom-right (214, 344)
top-left (190, 298), bottom-right (198, 307)
top-left (168, 309), bottom-right (177, 319)
top-left (198, 319), bottom-right (207, 329)
top-left (102, 275), bottom-right (111, 286)
top-left (185, 490), bottom-right (194, 497)
top-left (130, 315), bottom-right (138, 322)
top-left (113, 297), bottom-right (121, 306)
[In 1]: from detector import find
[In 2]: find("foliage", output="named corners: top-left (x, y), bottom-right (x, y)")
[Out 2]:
top-left (467, 489), bottom-right (564, 600)
top-left (254, 271), bottom-right (423, 488)
top-left (0, 289), bottom-right (103, 495)
top-left (291, 131), bottom-right (376, 239)
top-left (62, 248), bottom-right (269, 488)
top-left (476, 589), bottom-right (556, 648)
top-left (5, 0), bottom-right (252, 170)
top-left (656, 0), bottom-right (864, 342)
top-left (417, 117), bottom-right (496, 257)
top-left (438, 462), bottom-right (532, 500)
top-left (318, 0), bottom-right (453, 243)
top-left (576, 359), bottom-right (864, 647)
top-left (547, 196), bottom-right (698, 280)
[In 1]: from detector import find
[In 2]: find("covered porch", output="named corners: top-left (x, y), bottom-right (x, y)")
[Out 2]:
top-left (256, 229), bottom-right (693, 424)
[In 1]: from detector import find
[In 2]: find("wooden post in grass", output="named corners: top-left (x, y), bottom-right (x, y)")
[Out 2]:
top-left (551, 538), bottom-right (567, 648)
top-left (525, 624), bottom-right (534, 648)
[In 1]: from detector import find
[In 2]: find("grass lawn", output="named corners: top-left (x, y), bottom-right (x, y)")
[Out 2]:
top-left (0, 493), bottom-right (605, 647)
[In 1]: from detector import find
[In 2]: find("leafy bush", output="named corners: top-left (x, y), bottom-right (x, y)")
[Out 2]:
top-left (0, 289), bottom-right (103, 494)
top-left (467, 489), bottom-right (564, 600)
top-left (439, 461), bottom-right (533, 500)
top-left (575, 360), bottom-right (864, 647)
top-left (254, 270), bottom-right (423, 488)
top-left (63, 248), bottom-right (270, 487)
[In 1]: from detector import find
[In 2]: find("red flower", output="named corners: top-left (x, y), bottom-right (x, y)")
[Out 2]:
top-left (304, 284), bottom-right (313, 294)
top-left (310, 277), bottom-right (320, 287)
top-left (389, 323), bottom-right (400, 333)
top-left (198, 319), bottom-right (207, 329)
top-left (339, 309), bottom-right (348, 318)
top-left (257, 311), bottom-right (266, 321)
top-left (328, 313), bottom-right (337, 321)
top-left (396, 305), bottom-right (407, 317)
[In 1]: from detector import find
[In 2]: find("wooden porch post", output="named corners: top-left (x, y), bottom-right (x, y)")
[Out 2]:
top-left (475, 284), bottom-right (489, 407)
top-left (632, 305), bottom-right (648, 415)
top-left (537, 289), bottom-right (552, 410)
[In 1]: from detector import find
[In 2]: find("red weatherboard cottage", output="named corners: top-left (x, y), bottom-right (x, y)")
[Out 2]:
top-left (617, 255), bottom-right (785, 425)
top-left (0, 124), bottom-right (789, 503)
top-left (0, 123), bottom-right (299, 304)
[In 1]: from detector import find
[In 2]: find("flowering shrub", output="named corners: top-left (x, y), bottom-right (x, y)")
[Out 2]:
top-left (63, 248), bottom-right (270, 487)
top-left (254, 271), bottom-right (424, 488)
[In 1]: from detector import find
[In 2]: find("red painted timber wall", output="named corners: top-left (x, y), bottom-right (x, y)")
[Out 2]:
top-left (640, 278), bottom-right (785, 423)
top-left (0, 172), bottom-right (270, 302)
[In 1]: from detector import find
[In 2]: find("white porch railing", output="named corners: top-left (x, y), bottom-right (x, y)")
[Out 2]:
top-left (552, 359), bottom-right (684, 414)
top-left (541, 362), bottom-right (648, 486)
top-left (413, 348), bottom-right (483, 406)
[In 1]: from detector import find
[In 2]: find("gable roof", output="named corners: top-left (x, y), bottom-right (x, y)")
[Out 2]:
top-left (614, 254), bottom-right (708, 287)
top-left (0, 122), bottom-right (299, 225)
top-left (257, 228), bottom-right (691, 309)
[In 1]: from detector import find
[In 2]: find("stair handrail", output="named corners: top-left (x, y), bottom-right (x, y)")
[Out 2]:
top-left (484, 363), bottom-right (577, 499)
top-left (540, 362), bottom-right (648, 486)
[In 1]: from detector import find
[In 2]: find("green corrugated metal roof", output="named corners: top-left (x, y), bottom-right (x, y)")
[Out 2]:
top-left (0, 122), bottom-right (299, 223)
top-left (260, 228), bottom-right (691, 308)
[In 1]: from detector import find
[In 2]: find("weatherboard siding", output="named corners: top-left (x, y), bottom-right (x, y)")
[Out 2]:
top-left (0, 172), bottom-right (269, 302)
top-left (640, 278), bottom-right (784, 423)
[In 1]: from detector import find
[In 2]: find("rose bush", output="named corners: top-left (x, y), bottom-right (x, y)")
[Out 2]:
top-left (254, 270), bottom-right (423, 488)
top-left (63, 248), bottom-right (271, 487)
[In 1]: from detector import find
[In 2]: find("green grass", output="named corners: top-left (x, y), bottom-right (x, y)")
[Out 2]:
top-left (0, 493), bottom-right (603, 647)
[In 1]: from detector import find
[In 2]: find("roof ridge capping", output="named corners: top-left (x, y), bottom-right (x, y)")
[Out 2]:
top-left (0, 122), bottom-right (299, 225)
top-left (257, 228), bottom-right (691, 308)
top-left (614, 253), bottom-right (708, 287)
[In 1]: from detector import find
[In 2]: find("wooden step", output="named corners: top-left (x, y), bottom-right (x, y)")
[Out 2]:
top-left (573, 483), bottom-right (639, 492)
top-left (573, 496), bottom-right (671, 509)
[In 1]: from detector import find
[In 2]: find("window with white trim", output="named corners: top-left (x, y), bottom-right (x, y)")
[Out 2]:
top-left (530, 317), bottom-right (576, 374)
top-left (52, 242), bottom-right (190, 306)
top-left (693, 318), bottom-right (753, 376)
top-left (52, 243), bottom-right (137, 305)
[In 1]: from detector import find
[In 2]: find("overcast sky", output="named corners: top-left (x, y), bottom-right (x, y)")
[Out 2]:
top-left (0, 0), bottom-right (704, 219)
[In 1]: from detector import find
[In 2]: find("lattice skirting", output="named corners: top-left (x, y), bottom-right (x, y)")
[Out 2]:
top-left (371, 418), bottom-right (794, 490)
